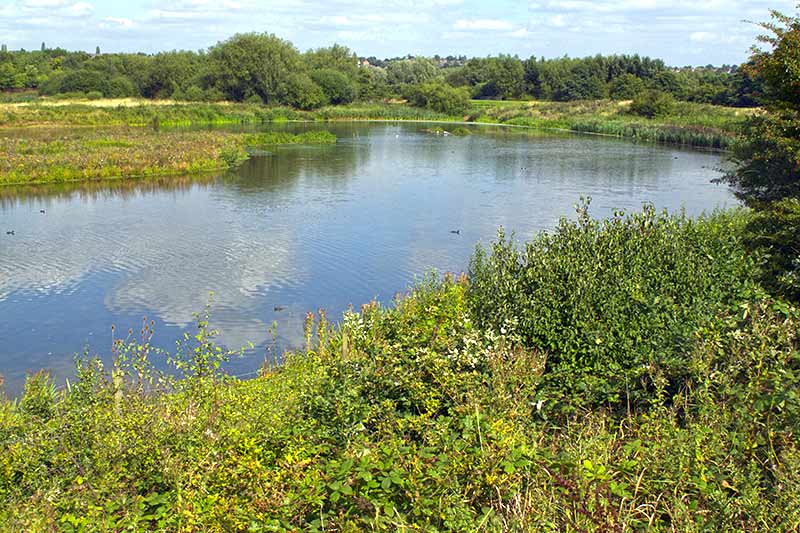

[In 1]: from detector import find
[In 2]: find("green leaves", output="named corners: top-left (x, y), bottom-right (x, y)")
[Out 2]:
top-left (468, 203), bottom-right (760, 411)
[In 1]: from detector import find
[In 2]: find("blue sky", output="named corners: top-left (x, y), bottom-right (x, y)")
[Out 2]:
top-left (0, 0), bottom-right (797, 65)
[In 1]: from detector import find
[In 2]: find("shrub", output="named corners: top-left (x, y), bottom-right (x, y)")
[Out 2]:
top-left (742, 198), bottom-right (800, 301)
top-left (403, 82), bottom-right (471, 115)
top-left (630, 89), bottom-right (675, 117)
top-left (106, 76), bottom-right (137, 98)
top-left (57, 69), bottom-right (108, 95)
top-left (181, 85), bottom-right (205, 102)
top-left (467, 202), bottom-right (759, 410)
top-left (203, 87), bottom-right (226, 102)
top-left (85, 90), bottom-right (103, 100)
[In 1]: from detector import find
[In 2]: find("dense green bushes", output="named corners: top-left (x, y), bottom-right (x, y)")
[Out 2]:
top-left (0, 204), bottom-right (797, 530)
top-left (403, 82), bottom-right (471, 115)
top-left (468, 203), bottom-right (760, 410)
top-left (742, 198), bottom-right (800, 301)
top-left (630, 90), bottom-right (675, 117)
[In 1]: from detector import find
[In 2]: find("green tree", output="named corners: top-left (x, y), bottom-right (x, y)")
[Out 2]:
top-left (403, 82), bottom-right (470, 115)
top-left (0, 62), bottom-right (23, 90)
top-left (284, 73), bottom-right (326, 110)
top-left (720, 7), bottom-right (800, 300)
top-left (304, 44), bottom-right (358, 78)
top-left (465, 55), bottom-right (525, 99)
top-left (386, 57), bottom-right (440, 86)
top-left (207, 32), bottom-right (301, 103)
top-left (356, 67), bottom-right (389, 101)
top-left (609, 73), bottom-right (645, 99)
top-left (310, 68), bottom-right (356, 105)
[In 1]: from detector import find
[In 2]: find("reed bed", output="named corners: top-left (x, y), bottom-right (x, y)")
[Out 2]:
top-left (0, 128), bottom-right (337, 185)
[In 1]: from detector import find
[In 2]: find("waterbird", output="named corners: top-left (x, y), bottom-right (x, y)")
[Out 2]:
top-left (5, 230), bottom-right (14, 235)
top-left (40, 209), bottom-right (46, 214)
top-left (274, 306), bottom-right (287, 312)
top-left (450, 230), bottom-right (461, 235)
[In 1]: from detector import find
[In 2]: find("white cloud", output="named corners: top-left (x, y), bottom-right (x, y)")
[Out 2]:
top-left (690, 31), bottom-right (715, 42)
top-left (0, 0), bottom-right (796, 64)
top-left (102, 16), bottom-right (135, 28)
top-left (65, 2), bottom-right (93, 16)
top-left (454, 18), bottom-right (514, 31)
top-left (21, 0), bottom-right (69, 7)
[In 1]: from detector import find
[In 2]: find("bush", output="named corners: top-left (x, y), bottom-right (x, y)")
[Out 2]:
top-left (85, 90), bottom-right (103, 100)
top-left (630, 89), bottom-right (675, 117)
top-left (203, 87), bottom-right (226, 102)
top-left (106, 76), bottom-right (137, 98)
top-left (310, 68), bottom-right (356, 105)
top-left (181, 85), bottom-right (205, 102)
top-left (403, 82), bottom-right (471, 115)
top-left (467, 202), bottom-right (759, 409)
top-left (57, 69), bottom-right (108, 95)
top-left (743, 198), bottom-right (800, 301)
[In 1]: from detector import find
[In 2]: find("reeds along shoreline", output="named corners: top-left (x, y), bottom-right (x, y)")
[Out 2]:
top-left (0, 128), bottom-right (338, 186)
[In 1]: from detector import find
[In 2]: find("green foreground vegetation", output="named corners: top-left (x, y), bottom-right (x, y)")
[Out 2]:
top-left (0, 129), bottom-right (336, 186)
top-left (1, 206), bottom-right (798, 531)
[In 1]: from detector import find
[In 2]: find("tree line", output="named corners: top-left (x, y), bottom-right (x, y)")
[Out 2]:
top-left (0, 34), bottom-right (764, 112)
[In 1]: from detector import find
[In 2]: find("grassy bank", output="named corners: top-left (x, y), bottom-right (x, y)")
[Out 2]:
top-left (2, 205), bottom-right (797, 531)
top-left (0, 129), bottom-right (336, 186)
top-left (473, 99), bottom-right (750, 150)
top-left (0, 99), bottom-right (747, 150)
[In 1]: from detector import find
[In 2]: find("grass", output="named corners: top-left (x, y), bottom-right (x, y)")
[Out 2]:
top-left (0, 128), bottom-right (337, 186)
top-left (243, 130), bottom-right (337, 146)
top-left (1, 205), bottom-right (797, 531)
top-left (472, 99), bottom-right (751, 150)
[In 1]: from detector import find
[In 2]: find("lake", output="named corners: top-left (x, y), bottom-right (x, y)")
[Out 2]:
top-left (0, 122), bottom-right (733, 395)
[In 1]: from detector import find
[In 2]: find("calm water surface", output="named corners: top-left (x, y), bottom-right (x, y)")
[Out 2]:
top-left (0, 123), bottom-right (733, 394)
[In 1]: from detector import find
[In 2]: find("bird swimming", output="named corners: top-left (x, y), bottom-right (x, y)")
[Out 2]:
top-left (5, 230), bottom-right (14, 235)
top-left (40, 209), bottom-right (46, 214)
top-left (450, 230), bottom-right (461, 235)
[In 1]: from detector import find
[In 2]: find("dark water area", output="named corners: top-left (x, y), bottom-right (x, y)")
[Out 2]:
top-left (0, 122), bottom-right (734, 395)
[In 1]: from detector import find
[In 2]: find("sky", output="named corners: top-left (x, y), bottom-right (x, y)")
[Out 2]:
top-left (0, 0), bottom-right (797, 66)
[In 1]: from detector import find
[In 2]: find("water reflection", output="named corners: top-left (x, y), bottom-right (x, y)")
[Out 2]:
top-left (0, 122), bottom-right (733, 394)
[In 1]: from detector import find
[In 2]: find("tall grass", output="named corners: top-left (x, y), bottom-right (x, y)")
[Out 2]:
top-left (0, 128), bottom-right (337, 185)
top-left (474, 99), bottom-right (748, 149)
